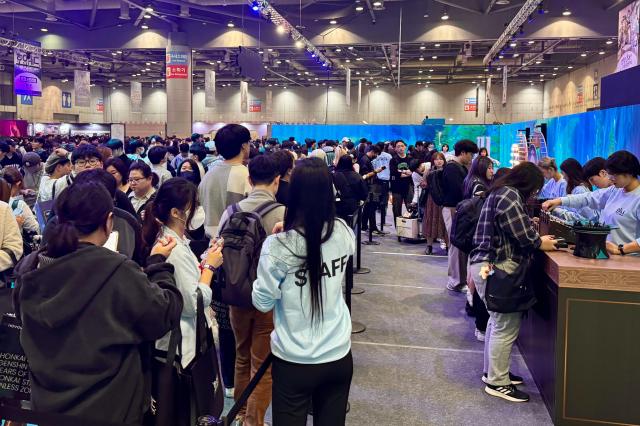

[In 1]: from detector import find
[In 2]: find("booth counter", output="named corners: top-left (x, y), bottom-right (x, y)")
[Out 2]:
top-left (519, 250), bottom-right (640, 425)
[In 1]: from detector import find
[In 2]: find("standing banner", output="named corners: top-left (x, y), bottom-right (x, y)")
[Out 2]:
top-left (130, 81), bottom-right (142, 113)
top-left (617, 0), bottom-right (640, 72)
top-left (166, 51), bottom-right (189, 79)
top-left (74, 70), bottom-right (91, 107)
top-left (502, 66), bottom-right (508, 106)
top-left (205, 70), bottom-right (216, 108)
top-left (240, 81), bottom-right (248, 113)
top-left (14, 40), bottom-right (42, 97)
top-left (346, 68), bottom-right (351, 107)
top-left (357, 80), bottom-right (362, 113)
top-left (265, 89), bottom-right (273, 115)
top-left (486, 76), bottom-right (492, 113)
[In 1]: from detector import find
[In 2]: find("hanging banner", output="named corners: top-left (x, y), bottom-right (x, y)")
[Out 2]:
top-left (346, 68), bottom-right (351, 107)
top-left (166, 51), bottom-right (189, 79)
top-left (502, 66), bottom-right (508, 106)
top-left (240, 81), bottom-right (248, 113)
top-left (14, 40), bottom-right (42, 97)
top-left (62, 91), bottom-right (72, 108)
top-left (357, 80), bottom-right (362, 113)
top-left (131, 81), bottom-right (142, 113)
top-left (74, 70), bottom-right (91, 107)
top-left (265, 89), bottom-right (273, 115)
top-left (617, 0), bottom-right (640, 72)
top-left (576, 84), bottom-right (584, 105)
top-left (486, 76), bottom-right (492, 113)
top-left (205, 70), bottom-right (216, 108)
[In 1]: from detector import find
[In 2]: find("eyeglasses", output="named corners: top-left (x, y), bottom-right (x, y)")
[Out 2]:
top-left (128, 177), bottom-right (148, 184)
top-left (75, 158), bottom-right (101, 168)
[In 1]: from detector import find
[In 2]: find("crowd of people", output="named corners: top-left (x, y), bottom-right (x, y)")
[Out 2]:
top-left (1, 126), bottom-right (640, 424)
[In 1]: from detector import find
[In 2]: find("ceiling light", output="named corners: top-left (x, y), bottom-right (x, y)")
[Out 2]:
top-left (295, 40), bottom-right (304, 48)
top-left (472, 81), bottom-right (476, 84)
top-left (434, 43), bottom-right (441, 47)
top-left (420, 46), bottom-right (426, 50)
top-left (498, 55), bottom-right (504, 59)
top-left (329, 19), bottom-right (337, 25)
top-left (356, 57), bottom-right (363, 61)
top-left (144, 14), bottom-right (151, 18)
top-left (535, 60), bottom-right (541, 64)
top-left (476, 75), bottom-right (482, 78)
top-left (552, 73), bottom-right (557, 76)
top-left (529, 80), bottom-right (533, 83)
top-left (419, 56), bottom-right (424, 61)
top-left (227, 21), bottom-right (235, 27)
top-left (568, 65), bottom-right (573, 69)
top-left (429, 69), bottom-right (433, 72)
top-left (348, 46), bottom-right (354, 50)
top-left (510, 42), bottom-right (517, 47)
top-left (111, 52), bottom-right (117, 56)
top-left (540, 74), bottom-right (544, 77)
top-left (540, 79), bottom-right (544, 82)
top-left (513, 53), bottom-right (520, 57)
top-left (141, 24), bottom-right (149, 29)
top-left (145, 6), bottom-right (153, 12)
top-left (267, 48), bottom-right (273, 52)
top-left (606, 40), bottom-right (614, 45)
top-left (528, 40), bottom-right (535, 45)
top-left (432, 55), bottom-right (438, 59)
top-left (345, 59), bottom-right (351, 63)
top-left (356, 5), bottom-right (364, 11)
top-left (581, 53), bottom-right (587, 57)
top-left (365, 70), bottom-right (370, 74)
top-left (117, 50), bottom-right (122, 54)
top-left (276, 24), bottom-right (285, 33)
top-left (372, 0), bottom-right (382, 6)
top-left (553, 67), bottom-right (559, 70)
top-left (562, 8), bottom-right (571, 16)
top-left (419, 70), bottom-right (423, 73)
top-left (599, 51), bottom-right (605, 55)
top-left (40, 28), bottom-right (48, 32)
top-left (441, 9), bottom-right (449, 20)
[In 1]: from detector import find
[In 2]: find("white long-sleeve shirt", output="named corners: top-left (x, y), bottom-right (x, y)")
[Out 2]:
top-left (155, 226), bottom-right (212, 367)
top-left (9, 196), bottom-right (40, 234)
top-left (0, 201), bottom-right (23, 272)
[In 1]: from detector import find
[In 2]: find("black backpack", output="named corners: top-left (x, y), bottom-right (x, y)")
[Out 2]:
top-left (450, 195), bottom-right (486, 254)
top-left (427, 169), bottom-right (446, 206)
top-left (214, 201), bottom-right (282, 308)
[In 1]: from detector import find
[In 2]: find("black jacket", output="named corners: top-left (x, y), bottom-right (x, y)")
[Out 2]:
top-left (334, 170), bottom-right (368, 221)
top-left (442, 161), bottom-right (468, 207)
top-left (13, 245), bottom-right (183, 425)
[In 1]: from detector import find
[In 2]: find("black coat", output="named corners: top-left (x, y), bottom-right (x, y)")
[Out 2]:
top-left (13, 245), bottom-right (183, 425)
top-left (334, 170), bottom-right (368, 221)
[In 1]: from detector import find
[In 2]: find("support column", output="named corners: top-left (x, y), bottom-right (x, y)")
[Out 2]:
top-left (166, 32), bottom-right (192, 138)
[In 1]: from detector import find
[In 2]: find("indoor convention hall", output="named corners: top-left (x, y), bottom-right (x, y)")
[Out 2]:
top-left (1, 0), bottom-right (640, 425)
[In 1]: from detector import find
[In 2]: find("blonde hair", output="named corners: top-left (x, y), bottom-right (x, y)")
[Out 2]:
top-left (538, 157), bottom-right (557, 171)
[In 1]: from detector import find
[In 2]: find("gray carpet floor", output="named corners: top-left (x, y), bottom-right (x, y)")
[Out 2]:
top-left (222, 216), bottom-right (553, 426)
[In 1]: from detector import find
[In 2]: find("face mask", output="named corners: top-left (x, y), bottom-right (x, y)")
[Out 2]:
top-left (189, 207), bottom-right (205, 230)
top-left (180, 171), bottom-right (198, 184)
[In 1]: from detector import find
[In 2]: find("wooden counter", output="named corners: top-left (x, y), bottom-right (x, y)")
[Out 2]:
top-left (518, 250), bottom-right (640, 426)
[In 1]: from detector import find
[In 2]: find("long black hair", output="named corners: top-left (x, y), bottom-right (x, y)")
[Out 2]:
top-left (487, 161), bottom-right (544, 201)
top-left (142, 177), bottom-right (198, 247)
top-left (47, 182), bottom-right (114, 258)
top-left (463, 156), bottom-right (493, 197)
top-left (178, 159), bottom-right (202, 186)
top-left (283, 157), bottom-right (336, 325)
top-left (560, 158), bottom-right (591, 194)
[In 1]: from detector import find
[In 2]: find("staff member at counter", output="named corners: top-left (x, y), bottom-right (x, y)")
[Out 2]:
top-left (543, 150), bottom-right (640, 256)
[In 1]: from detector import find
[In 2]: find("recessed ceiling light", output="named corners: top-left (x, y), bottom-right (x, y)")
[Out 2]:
top-left (432, 55), bottom-right (438, 59)
top-left (141, 24), bottom-right (149, 29)
top-left (554, 67), bottom-right (559, 70)
top-left (472, 81), bottom-right (476, 84)
top-left (335, 48), bottom-right (342, 52)
top-left (498, 55), bottom-right (504, 59)
top-left (535, 60), bottom-right (541, 64)
top-left (40, 27), bottom-right (48, 32)
top-left (606, 40), bottom-right (614, 45)
top-left (599, 51), bottom-right (605, 55)
top-left (420, 46), bottom-right (426, 50)
top-left (434, 43), bottom-right (441, 47)
top-left (372, 0), bottom-right (382, 6)
top-left (484, 68), bottom-right (488, 72)
top-left (529, 80), bottom-right (533, 83)
top-left (356, 5), bottom-right (364, 11)
top-left (365, 70), bottom-right (370, 74)
top-left (562, 8), bottom-right (571, 16)
top-left (356, 57), bottom-right (363, 61)
top-left (295, 40), bottom-right (304, 48)
top-left (552, 73), bottom-right (557, 76)
top-left (510, 42), bottom-right (517, 47)
top-left (476, 75), bottom-right (482, 78)
top-left (441, 11), bottom-right (449, 20)
top-left (568, 65), bottom-right (574, 69)
top-left (581, 53), bottom-right (587, 57)
top-left (419, 70), bottom-right (423, 73)
top-left (329, 19), bottom-right (337, 24)
top-left (144, 14), bottom-right (151, 19)
top-left (528, 40), bottom-right (535, 45)
top-left (348, 46), bottom-right (354, 50)
top-left (267, 48), bottom-right (273, 52)
top-left (345, 59), bottom-right (351, 62)
top-left (513, 53), bottom-right (520, 57)
top-left (145, 6), bottom-right (153, 12)
top-left (419, 56), bottom-right (424, 61)
top-left (227, 21), bottom-right (235, 27)
top-left (277, 24), bottom-right (285, 33)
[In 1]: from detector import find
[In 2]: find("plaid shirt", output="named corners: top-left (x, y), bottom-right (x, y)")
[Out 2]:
top-left (470, 186), bottom-right (541, 265)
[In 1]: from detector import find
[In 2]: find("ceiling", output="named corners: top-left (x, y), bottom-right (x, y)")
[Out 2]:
top-left (0, 0), bottom-right (632, 89)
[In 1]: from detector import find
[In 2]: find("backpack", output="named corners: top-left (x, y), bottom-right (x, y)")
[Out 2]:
top-left (11, 200), bottom-right (39, 257)
top-left (450, 195), bottom-right (486, 254)
top-left (427, 169), bottom-right (446, 206)
top-left (214, 201), bottom-right (282, 308)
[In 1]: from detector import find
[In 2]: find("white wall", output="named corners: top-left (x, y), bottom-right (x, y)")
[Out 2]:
top-left (543, 54), bottom-right (617, 117)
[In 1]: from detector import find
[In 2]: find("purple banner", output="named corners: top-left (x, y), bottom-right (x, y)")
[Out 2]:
top-left (14, 40), bottom-right (42, 97)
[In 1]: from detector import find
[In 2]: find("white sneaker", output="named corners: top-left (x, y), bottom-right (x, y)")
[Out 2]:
top-left (225, 387), bottom-right (234, 398)
top-left (475, 328), bottom-right (485, 342)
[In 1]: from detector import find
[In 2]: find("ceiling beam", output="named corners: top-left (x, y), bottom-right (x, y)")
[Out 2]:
top-left (432, 0), bottom-right (483, 15)
top-left (123, 0), bottom-right (179, 30)
top-left (2, 0), bottom-right (90, 29)
top-left (484, 0), bottom-right (497, 14)
top-left (363, 0), bottom-right (376, 24)
top-left (606, 0), bottom-right (627, 11)
top-left (89, 0), bottom-right (99, 27)
top-left (154, 0), bottom-right (262, 22)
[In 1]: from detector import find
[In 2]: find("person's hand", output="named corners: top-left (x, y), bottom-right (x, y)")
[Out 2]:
top-left (205, 245), bottom-right (223, 268)
top-left (15, 215), bottom-right (25, 226)
top-left (272, 221), bottom-right (284, 234)
top-left (151, 236), bottom-right (177, 258)
top-left (540, 235), bottom-right (558, 251)
top-left (54, 148), bottom-right (69, 157)
top-left (542, 199), bottom-right (562, 211)
top-left (606, 241), bottom-right (621, 255)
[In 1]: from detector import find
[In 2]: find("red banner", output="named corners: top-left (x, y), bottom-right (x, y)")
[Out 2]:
top-left (167, 65), bottom-right (188, 79)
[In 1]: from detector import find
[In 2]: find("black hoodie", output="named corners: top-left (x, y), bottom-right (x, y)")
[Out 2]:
top-left (13, 244), bottom-right (183, 425)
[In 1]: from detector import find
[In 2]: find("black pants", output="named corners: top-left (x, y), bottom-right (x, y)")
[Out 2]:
top-left (473, 289), bottom-right (490, 332)
top-left (392, 188), bottom-right (413, 226)
top-left (272, 351), bottom-right (353, 426)
top-left (213, 301), bottom-right (237, 388)
top-left (361, 200), bottom-right (378, 232)
top-left (376, 179), bottom-right (390, 227)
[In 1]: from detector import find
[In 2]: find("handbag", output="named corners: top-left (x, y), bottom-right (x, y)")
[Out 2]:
top-left (485, 255), bottom-right (536, 313)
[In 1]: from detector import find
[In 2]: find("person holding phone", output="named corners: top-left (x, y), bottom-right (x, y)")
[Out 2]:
top-left (142, 177), bottom-right (223, 368)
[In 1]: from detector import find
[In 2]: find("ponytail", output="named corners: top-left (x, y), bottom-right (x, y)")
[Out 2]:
top-left (46, 221), bottom-right (80, 258)
top-left (142, 200), bottom-right (161, 249)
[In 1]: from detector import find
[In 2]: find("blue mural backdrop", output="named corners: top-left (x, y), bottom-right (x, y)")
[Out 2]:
top-left (271, 102), bottom-right (640, 169)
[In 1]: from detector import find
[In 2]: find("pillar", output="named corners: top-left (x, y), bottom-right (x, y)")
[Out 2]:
top-left (166, 32), bottom-right (192, 138)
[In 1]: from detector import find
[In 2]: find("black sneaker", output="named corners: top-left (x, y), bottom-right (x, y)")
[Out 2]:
top-left (482, 372), bottom-right (524, 385)
top-left (484, 383), bottom-right (529, 402)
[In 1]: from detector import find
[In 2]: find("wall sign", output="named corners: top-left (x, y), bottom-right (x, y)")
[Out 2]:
top-left (249, 99), bottom-right (262, 112)
top-left (14, 39), bottom-right (42, 97)
top-left (96, 98), bottom-right (104, 112)
top-left (464, 97), bottom-right (477, 112)
top-left (20, 95), bottom-right (32, 105)
top-left (166, 51), bottom-right (189, 79)
top-left (577, 84), bottom-right (584, 105)
top-left (62, 91), bottom-right (72, 108)
top-left (74, 70), bottom-right (91, 107)
top-left (617, 0), bottom-right (640, 72)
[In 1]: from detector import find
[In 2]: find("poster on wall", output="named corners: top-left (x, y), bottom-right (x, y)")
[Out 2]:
top-left (240, 81), bottom-right (248, 113)
top-left (502, 66), bottom-right (508, 106)
top-left (205, 70), bottom-right (216, 108)
top-left (593, 83), bottom-right (600, 100)
top-left (74, 70), bottom-right (91, 107)
top-left (131, 81), bottom-right (142, 113)
top-left (577, 84), bottom-right (584, 105)
top-left (249, 100), bottom-right (262, 112)
top-left (96, 98), bottom-right (104, 112)
top-left (616, 0), bottom-right (640, 72)
top-left (62, 91), bottom-right (72, 108)
top-left (464, 98), bottom-right (477, 112)
top-left (166, 51), bottom-right (189, 79)
top-left (14, 39), bottom-right (42, 97)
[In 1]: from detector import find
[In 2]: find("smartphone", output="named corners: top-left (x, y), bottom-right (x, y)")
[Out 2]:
top-left (380, 166), bottom-right (387, 170)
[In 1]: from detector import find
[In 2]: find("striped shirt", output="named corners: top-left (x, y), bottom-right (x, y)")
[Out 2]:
top-left (470, 186), bottom-right (541, 265)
